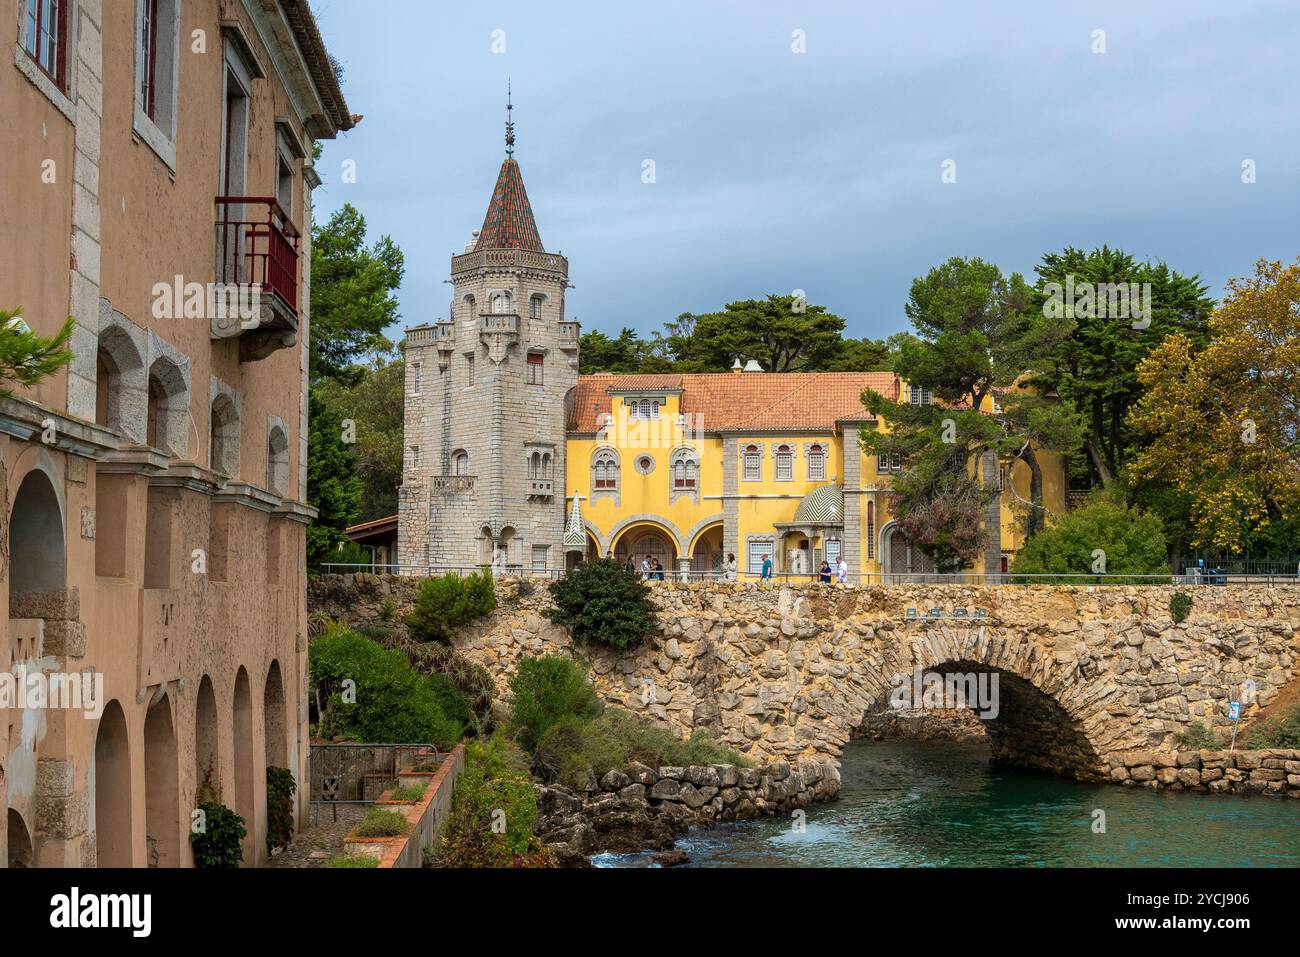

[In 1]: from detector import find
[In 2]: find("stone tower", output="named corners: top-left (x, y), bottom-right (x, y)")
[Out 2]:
top-left (399, 102), bottom-right (578, 573)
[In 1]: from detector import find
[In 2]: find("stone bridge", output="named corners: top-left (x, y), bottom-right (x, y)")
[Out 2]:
top-left (308, 576), bottom-right (1300, 782)
top-left (453, 581), bottom-right (1300, 781)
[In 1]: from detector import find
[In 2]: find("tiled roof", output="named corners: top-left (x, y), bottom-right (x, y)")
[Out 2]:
top-left (475, 158), bottom-right (544, 251)
top-left (567, 372), bottom-right (899, 433)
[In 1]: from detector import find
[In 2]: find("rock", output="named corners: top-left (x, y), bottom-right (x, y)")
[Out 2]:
top-left (684, 766), bottom-right (719, 788)
top-left (679, 783), bottom-right (708, 809)
top-left (658, 766), bottom-right (685, 780)
top-left (652, 849), bottom-right (689, 867)
top-left (619, 783), bottom-right (647, 802)
top-left (649, 778), bottom-right (680, 800)
top-left (626, 762), bottom-right (658, 785)
top-left (601, 769), bottom-right (631, 791)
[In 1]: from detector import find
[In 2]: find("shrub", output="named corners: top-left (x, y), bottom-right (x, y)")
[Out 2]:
top-left (326, 854), bottom-right (379, 868)
top-left (533, 707), bottom-right (748, 787)
top-left (547, 558), bottom-right (654, 650)
top-left (379, 599), bottom-right (396, 621)
top-left (435, 738), bottom-right (555, 868)
top-left (352, 808), bottom-right (408, 838)
top-left (1170, 591), bottom-right (1193, 624)
top-left (191, 801), bottom-right (247, 868)
top-left (265, 767), bottom-right (296, 855)
top-left (398, 642), bottom-right (496, 735)
top-left (1248, 705), bottom-right (1300, 749)
top-left (391, 783), bottom-right (426, 803)
top-left (1010, 497), bottom-right (1169, 583)
top-left (1173, 720), bottom-right (1221, 750)
top-left (507, 655), bottom-right (603, 754)
top-left (406, 572), bottom-right (496, 643)
top-left (309, 625), bottom-right (463, 746)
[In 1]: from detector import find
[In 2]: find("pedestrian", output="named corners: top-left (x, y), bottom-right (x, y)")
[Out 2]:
top-left (760, 554), bottom-right (773, 582)
top-left (818, 559), bottom-right (832, 584)
top-left (836, 555), bottom-right (849, 585)
top-left (641, 554), bottom-right (653, 579)
top-left (625, 555), bottom-right (635, 574)
top-left (724, 553), bottom-right (738, 582)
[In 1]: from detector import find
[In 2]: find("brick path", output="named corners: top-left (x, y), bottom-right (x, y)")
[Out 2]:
top-left (263, 804), bottom-right (367, 868)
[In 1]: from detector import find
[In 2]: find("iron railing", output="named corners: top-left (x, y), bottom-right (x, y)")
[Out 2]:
top-left (315, 562), bottom-right (1300, 586)
top-left (214, 196), bottom-right (300, 313)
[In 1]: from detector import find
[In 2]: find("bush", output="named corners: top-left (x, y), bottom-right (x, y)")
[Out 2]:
top-left (507, 655), bottom-right (603, 754)
top-left (435, 738), bottom-right (555, 868)
top-left (265, 767), bottom-right (296, 855)
top-left (1010, 497), bottom-right (1169, 583)
top-left (326, 855), bottom-right (379, 868)
top-left (1174, 720), bottom-right (1221, 750)
top-left (547, 558), bottom-right (654, 650)
top-left (397, 642), bottom-right (496, 735)
top-left (1170, 591), bottom-right (1193, 624)
top-left (406, 572), bottom-right (496, 643)
top-left (1248, 705), bottom-right (1300, 749)
top-left (391, 783), bottom-right (426, 802)
top-left (309, 625), bottom-right (464, 746)
top-left (191, 801), bottom-right (247, 868)
top-left (352, 808), bottom-right (408, 838)
top-left (533, 707), bottom-right (748, 788)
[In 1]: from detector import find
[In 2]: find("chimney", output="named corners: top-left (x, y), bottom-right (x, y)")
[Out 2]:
top-left (743, 359), bottom-right (764, 373)
top-left (731, 357), bottom-right (744, 374)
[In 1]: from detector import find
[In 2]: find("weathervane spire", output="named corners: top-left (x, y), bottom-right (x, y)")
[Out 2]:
top-left (505, 80), bottom-right (515, 157)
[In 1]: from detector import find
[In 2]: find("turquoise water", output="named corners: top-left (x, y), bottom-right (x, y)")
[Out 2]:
top-left (596, 739), bottom-right (1300, 868)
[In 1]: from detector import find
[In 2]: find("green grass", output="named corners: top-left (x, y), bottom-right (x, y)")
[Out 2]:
top-left (532, 707), bottom-right (749, 788)
top-left (391, 783), bottom-right (426, 802)
top-left (326, 854), bottom-right (380, 868)
top-left (351, 808), bottom-right (409, 838)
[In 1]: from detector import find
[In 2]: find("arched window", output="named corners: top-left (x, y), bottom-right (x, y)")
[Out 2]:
top-left (529, 295), bottom-right (544, 319)
top-left (807, 444), bottom-right (825, 481)
top-left (775, 445), bottom-right (793, 481)
top-left (670, 449), bottom-right (699, 491)
top-left (453, 450), bottom-right (469, 476)
top-left (462, 295), bottom-right (475, 320)
top-left (146, 353), bottom-right (188, 457)
top-left (592, 449), bottom-right (619, 490)
top-left (210, 393), bottom-right (240, 476)
top-left (541, 452), bottom-right (552, 478)
top-left (866, 500), bottom-right (876, 559)
top-left (528, 451), bottom-right (541, 478)
top-left (491, 291), bottom-right (512, 314)
top-left (743, 444), bottom-right (761, 482)
top-left (267, 423), bottom-right (289, 495)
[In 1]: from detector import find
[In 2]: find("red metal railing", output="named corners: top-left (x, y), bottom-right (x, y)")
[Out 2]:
top-left (214, 197), bottom-right (300, 314)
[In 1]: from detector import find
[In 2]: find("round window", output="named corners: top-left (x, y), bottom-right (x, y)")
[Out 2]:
top-left (635, 455), bottom-right (655, 475)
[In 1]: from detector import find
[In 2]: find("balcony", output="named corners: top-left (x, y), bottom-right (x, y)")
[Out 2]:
top-left (451, 247), bottom-right (568, 279)
top-left (558, 321), bottom-right (580, 351)
top-left (431, 475), bottom-right (475, 494)
top-left (527, 478), bottom-right (554, 500)
top-left (213, 197), bottom-right (301, 361)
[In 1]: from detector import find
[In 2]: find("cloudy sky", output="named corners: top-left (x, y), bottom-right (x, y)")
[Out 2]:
top-left (310, 0), bottom-right (1300, 345)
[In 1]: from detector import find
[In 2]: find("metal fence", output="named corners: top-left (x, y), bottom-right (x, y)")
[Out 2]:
top-left (316, 562), bottom-right (1300, 587)
top-left (307, 743), bottom-right (442, 821)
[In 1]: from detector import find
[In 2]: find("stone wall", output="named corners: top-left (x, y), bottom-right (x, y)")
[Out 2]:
top-left (1108, 748), bottom-right (1300, 796)
top-left (308, 575), bottom-right (1300, 783)
top-left (537, 758), bottom-right (838, 863)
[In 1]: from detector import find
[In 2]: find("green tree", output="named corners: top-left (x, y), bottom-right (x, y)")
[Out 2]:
top-left (862, 257), bottom-right (1084, 569)
top-left (0, 308), bottom-right (75, 400)
top-left (306, 389), bottom-right (363, 568)
top-left (547, 558), bottom-right (655, 650)
top-left (820, 336), bottom-right (893, 371)
top-left (507, 655), bottom-right (603, 755)
top-left (1009, 495), bottom-right (1169, 582)
top-left (673, 295), bottom-right (848, 372)
top-left (578, 328), bottom-right (647, 374)
top-left (310, 203), bottom-right (405, 382)
top-left (405, 571), bottom-right (496, 643)
top-left (1033, 246), bottom-right (1214, 487)
top-left (315, 343), bottom-right (404, 521)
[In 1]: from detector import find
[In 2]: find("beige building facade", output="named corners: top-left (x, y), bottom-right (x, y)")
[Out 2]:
top-left (1, 0), bottom-right (352, 866)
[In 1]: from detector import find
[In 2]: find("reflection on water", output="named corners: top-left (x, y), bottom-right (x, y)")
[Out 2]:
top-left (597, 739), bottom-right (1300, 868)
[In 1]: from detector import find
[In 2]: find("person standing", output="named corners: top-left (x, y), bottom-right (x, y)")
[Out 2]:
top-left (724, 553), bottom-right (738, 582)
top-left (818, 559), bottom-right (832, 584)
top-left (836, 555), bottom-right (849, 586)
top-left (625, 555), bottom-right (635, 574)
top-left (641, 554), bottom-right (653, 579)
top-left (760, 554), bottom-right (773, 582)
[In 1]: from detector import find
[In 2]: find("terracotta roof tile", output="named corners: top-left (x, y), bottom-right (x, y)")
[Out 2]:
top-left (475, 158), bottom-right (544, 251)
top-left (567, 372), bottom-right (899, 433)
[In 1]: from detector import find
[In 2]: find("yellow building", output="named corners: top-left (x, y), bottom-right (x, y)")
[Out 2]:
top-left (561, 370), bottom-right (1066, 582)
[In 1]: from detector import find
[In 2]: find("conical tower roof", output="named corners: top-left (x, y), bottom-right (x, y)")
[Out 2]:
top-left (475, 157), bottom-right (544, 252)
top-left (563, 492), bottom-right (586, 550)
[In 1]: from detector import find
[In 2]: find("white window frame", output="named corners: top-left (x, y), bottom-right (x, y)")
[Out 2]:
top-left (133, 0), bottom-right (181, 171)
